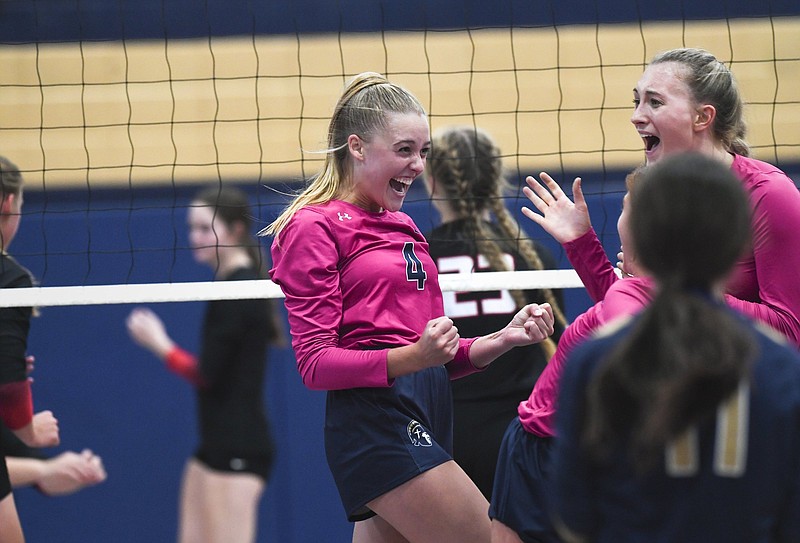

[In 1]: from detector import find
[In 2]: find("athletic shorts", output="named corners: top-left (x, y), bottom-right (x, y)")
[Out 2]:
top-left (489, 417), bottom-right (560, 543)
top-left (194, 447), bottom-right (273, 481)
top-left (325, 365), bottom-right (453, 522)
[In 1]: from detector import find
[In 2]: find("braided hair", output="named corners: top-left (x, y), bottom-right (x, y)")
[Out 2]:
top-left (425, 126), bottom-right (568, 357)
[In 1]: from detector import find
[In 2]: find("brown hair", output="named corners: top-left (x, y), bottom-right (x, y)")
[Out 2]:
top-left (425, 126), bottom-right (568, 357)
top-left (583, 152), bottom-right (755, 473)
top-left (650, 48), bottom-right (749, 157)
top-left (193, 186), bottom-right (268, 279)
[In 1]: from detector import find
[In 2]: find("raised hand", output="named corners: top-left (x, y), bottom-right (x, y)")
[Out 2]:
top-left (415, 316), bottom-right (460, 367)
top-left (521, 172), bottom-right (591, 244)
top-left (505, 303), bottom-right (555, 347)
top-left (126, 307), bottom-right (175, 358)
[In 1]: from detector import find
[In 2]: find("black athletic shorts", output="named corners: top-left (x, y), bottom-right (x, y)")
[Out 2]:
top-left (194, 448), bottom-right (273, 481)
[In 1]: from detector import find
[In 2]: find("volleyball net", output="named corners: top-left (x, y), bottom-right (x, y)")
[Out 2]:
top-left (0, 2), bottom-right (798, 310)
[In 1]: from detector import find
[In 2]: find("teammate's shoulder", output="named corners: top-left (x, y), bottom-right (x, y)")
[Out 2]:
top-left (751, 321), bottom-right (800, 370)
top-left (288, 201), bottom-right (351, 228)
top-left (0, 254), bottom-right (34, 287)
top-left (733, 154), bottom-right (795, 193)
top-left (567, 313), bottom-right (634, 365)
top-left (607, 275), bottom-right (652, 296)
top-left (592, 313), bottom-right (634, 340)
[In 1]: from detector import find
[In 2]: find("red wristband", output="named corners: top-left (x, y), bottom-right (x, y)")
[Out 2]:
top-left (165, 346), bottom-right (205, 387)
top-left (0, 380), bottom-right (34, 430)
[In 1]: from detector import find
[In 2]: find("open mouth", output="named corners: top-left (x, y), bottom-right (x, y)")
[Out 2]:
top-left (643, 135), bottom-right (661, 152)
top-left (390, 177), bottom-right (412, 194)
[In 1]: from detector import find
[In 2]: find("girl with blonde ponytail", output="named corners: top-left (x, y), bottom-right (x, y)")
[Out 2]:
top-left (268, 73), bottom-right (555, 543)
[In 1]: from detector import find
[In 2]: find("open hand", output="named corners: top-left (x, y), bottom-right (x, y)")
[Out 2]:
top-left (522, 173), bottom-right (591, 244)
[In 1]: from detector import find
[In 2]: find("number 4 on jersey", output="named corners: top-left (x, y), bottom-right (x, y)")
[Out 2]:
top-left (403, 242), bottom-right (427, 290)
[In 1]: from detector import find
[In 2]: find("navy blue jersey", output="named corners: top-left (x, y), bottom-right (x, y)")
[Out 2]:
top-left (553, 315), bottom-right (800, 543)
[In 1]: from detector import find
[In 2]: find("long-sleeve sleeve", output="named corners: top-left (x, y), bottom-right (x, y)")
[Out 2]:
top-left (519, 277), bottom-right (652, 437)
top-left (270, 216), bottom-right (391, 390)
top-left (563, 229), bottom-right (619, 303)
top-left (724, 159), bottom-right (800, 347)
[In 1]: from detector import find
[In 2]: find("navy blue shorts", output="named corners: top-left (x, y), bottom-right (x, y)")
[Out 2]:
top-left (325, 366), bottom-right (453, 522)
top-left (489, 417), bottom-right (560, 543)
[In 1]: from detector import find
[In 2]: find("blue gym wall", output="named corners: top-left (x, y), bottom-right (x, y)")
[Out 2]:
top-left (3, 1), bottom-right (799, 542)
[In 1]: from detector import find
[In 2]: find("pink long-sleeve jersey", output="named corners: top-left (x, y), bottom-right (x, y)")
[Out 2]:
top-left (572, 155), bottom-right (800, 346)
top-left (269, 200), bottom-right (478, 391)
top-left (724, 154), bottom-right (800, 345)
top-left (518, 154), bottom-right (800, 437)
top-left (518, 275), bottom-right (652, 437)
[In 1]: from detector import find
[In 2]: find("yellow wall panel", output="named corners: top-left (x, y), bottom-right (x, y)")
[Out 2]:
top-left (1, 17), bottom-right (797, 188)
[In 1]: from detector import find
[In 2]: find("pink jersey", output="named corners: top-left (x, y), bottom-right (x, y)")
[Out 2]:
top-left (565, 155), bottom-right (800, 346)
top-left (724, 154), bottom-right (800, 345)
top-left (518, 276), bottom-right (652, 437)
top-left (518, 154), bottom-right (800, 436)
top-left (269, 200), bottom-right (478, 391)
top-left (564, 228), bottom-right (619, 303)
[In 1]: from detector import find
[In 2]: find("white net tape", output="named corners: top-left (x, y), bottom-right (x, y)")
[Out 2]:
top-left (0, 269), bottom-right (585, 308)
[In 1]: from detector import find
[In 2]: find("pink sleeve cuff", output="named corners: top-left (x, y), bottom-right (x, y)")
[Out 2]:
top-left (445, 337), bottom-right (482, 380)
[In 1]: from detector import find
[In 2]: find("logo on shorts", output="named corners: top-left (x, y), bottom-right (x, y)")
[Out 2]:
top-left (407, 420), bottom-right (432, 447)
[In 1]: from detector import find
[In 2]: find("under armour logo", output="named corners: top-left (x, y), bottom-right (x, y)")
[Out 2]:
top-left (338, 212), bottom-right (352, 221)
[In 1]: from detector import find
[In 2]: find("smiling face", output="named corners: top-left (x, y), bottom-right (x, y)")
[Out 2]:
top-left (345, 111), bottom-right (430, 212)
top-left (631, 62), bottom-right (703, 165)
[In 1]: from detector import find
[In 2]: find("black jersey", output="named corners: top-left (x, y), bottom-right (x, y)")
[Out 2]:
top-left (0, 254), bottom-right (34, 499)
top-left (0, 254), bottom-right (33, 387)
top-left (195, 266), bottom-right (276, 458)
top-left (426, 219), bottom-right (562, 499)
top-left (426, 219), bottom-right (560, 402)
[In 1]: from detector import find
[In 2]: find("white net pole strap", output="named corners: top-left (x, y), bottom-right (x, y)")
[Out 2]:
top-left (0, 269), bottom-right (584, 308)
